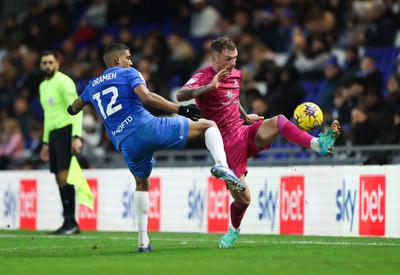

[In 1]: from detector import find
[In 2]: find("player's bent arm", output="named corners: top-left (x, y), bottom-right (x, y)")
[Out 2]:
top-left (176, 84), bottom-right (213, 102)
top-left (177, 69), bottom-right (229, 101)
top-left (68, 96), bottom-right (87, 115)
top-left (135, 85), bottom-right (179, 113)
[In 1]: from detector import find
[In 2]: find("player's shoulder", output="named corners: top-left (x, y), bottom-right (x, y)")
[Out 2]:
top-left (185, 66), bottom-right (213, 86)
top-left (231, 68), bottom-right (242, 78)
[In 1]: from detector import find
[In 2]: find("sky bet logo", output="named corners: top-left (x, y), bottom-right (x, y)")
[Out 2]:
top-left (188, 181), bottom-right (206, 228)
top-left (207, 177), bottom-right (230, 233)
top-left (3, 185), bottom-right (17, 227)
top-left (258, 181), bottom-right (278, 230)
top-left (148, 178), bottom-right (160, 231)
top-left (19, 180), bottom-right (37, 230)
top-left (280, 176), bottom-right (304, 235)
top-left (359, 175), bottom-right (385, 236)
top-left (336, 179), bottom-right (357, 232)
top-left (78, 179), bottom-right (98, 230)
top-left (122, 183), bottom-right (136, 223)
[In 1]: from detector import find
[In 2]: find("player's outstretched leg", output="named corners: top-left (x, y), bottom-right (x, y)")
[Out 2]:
top-left (219, 226), bottom-right (240, 248)
top-left (211, 165), bottom-right (246, 192)
top-left (317, 120), bottom-right (341, 156)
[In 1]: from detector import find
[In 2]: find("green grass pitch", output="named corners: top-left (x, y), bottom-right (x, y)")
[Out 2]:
top-left (1, 230), bottom-right (400, 274)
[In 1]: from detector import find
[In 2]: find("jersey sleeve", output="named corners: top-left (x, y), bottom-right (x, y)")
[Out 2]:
top-left (62, 76), bottom-right (83, 138)
top-left (127, 68), bottom-right (146, 91)
top-left (81, 84), bottom-right (91, 104)
top-left (183, 72), bottom-right (206, 88)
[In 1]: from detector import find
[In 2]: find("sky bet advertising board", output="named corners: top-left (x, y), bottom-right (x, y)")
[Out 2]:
top-left (0, 165), bottom-right (399, 237)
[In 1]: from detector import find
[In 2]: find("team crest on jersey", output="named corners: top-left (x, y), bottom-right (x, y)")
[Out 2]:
top-left (226, 89), bottom-right (233, 99)
top-left (48, 98), bottom-right (54, 106)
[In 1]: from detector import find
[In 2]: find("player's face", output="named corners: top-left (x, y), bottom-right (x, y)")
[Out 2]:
top-left (40, 55), bottom-right (59, 77)
top-left (213, 48), bottom-right (238, 73)
top-left (118, 50), bottom-right (133, 68)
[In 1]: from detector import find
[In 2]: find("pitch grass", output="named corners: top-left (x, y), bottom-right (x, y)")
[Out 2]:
top-left (1, 230), bottom-right (400, 275)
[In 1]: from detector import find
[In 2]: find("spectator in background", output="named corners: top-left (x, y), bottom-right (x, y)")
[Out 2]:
top-left (332, 86), bottom-right (352, 127)
top-left (347, 76), bottom-right (367, 108)
top-left (44, 0), bottom-right (73, 42)
top-left (39, 50), bottom-right (83, 235)
top-left (266, 66), bottom-right (305, 118)
top-left (350, 105), bottom-right (380, 145)
top-left (0, 71), bottom-right (16, 115)
top-left (285, 29), bottom-right (330, 79)
top-left (189, 0), bottom-right (222, 38)
top-left (83, 0), bottom-right (108, 29)
top-left (318, 55), bottom-right (343, 111)
top-left (80, 106), bottom-right (104, 165)
top-left (385, 73), bottom-right (400, 113)
top-left (23, 121), bottom-right (43, 170)
top-left (386, 107), bottom-right (400, 144)
top-left (274, 8), bottom-right (296, 53)
top-left (21, 1), bottom-right (48, 51)
top-left (361, 0), bottom-right (396, 47)
top-left (15, 50), bottom-right (42, 102)
top-left (356, 55), bottom-right (383, 97)
top-left (164, 34), bottom-right (197, 83)
top-left (341, 45), bottom-right (360, 77)
top-left (250, 95), bottom-right (272, 118)
top-left (13, 96), bottom-right (37, 141)
top-left (0, 118), bottom-right (25, 169)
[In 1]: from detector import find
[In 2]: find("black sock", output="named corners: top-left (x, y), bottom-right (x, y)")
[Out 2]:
top-left (59, 184), bottom-right (76, 225)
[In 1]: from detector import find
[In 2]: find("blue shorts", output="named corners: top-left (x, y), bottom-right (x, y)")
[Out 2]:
top-left (119, 116), bottom-right (189, 178)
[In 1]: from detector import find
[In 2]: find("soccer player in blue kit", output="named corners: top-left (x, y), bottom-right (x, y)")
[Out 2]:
top-left (67, 43), bottom-right (245, 252)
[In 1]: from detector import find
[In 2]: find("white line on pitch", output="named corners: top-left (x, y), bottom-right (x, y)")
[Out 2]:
top-left (1, 234), bottom-right (400, 247)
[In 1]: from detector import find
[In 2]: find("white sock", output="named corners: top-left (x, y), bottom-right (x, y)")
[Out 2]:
top-left (204, 127), bottom-right (228, 167)
top-left (230, 225), bottom-right (240, 232)
top-left (134, 191), bottom-right (150, 246)
top-left (310, 137), bottom-right (320, 152)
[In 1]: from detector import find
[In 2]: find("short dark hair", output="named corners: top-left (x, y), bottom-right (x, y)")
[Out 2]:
top-left (210, 37), bottom-right (236, 52)
top-left (103, 43), bottom-right (130, 64)
top-left (40, 50), bottom-right (58, 60)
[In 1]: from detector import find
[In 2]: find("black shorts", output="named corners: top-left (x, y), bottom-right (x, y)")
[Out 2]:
top-left (49, 125), bottom-right (72, 174)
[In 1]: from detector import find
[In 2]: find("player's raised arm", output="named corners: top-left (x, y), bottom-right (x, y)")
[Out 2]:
top-left (176, 68), bottom-right (230, 102)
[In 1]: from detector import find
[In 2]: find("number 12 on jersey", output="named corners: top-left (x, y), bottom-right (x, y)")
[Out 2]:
top-left (92, 86), bottom-right (122, 119)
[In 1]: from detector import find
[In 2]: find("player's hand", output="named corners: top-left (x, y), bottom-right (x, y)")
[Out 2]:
top-left (178, 104), bottom-right (202, 121)
top-left (245, 114), bottom-right (264, 125)
top-left (210, 68), bottom-right (231, 89)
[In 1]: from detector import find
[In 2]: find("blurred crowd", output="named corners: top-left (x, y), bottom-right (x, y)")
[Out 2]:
top-left (0, 0), bottom-right (400, 169)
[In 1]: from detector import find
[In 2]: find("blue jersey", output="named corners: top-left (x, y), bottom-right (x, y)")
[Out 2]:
top-left (81, 66), bottom-right (155, 149)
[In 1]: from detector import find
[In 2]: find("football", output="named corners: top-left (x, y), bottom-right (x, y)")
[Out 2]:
top-left (293, 102), bottom-right (323, 131)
